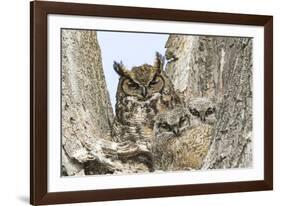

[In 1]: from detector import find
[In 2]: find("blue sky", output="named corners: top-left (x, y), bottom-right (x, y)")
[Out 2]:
top-left (97, 31), bottom-right (168, 109)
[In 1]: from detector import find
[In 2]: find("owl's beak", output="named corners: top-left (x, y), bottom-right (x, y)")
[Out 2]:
top-left (173, 127), bottom-right (180, 136)
top-left (141, 87), bottom-right (147, 97)
top-left (200, 113), bottom-right (206, 122)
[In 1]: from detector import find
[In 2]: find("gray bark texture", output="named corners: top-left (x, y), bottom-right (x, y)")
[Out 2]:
top-left (62, 30), bottom-right (151, 175)
top-left (165, 35), bottom-right (253, 169)
top-left (62, 30), bottom-right (253, 176)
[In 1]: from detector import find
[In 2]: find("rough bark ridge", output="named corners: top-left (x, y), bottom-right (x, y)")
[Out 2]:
top-left (62, 30), bottom-right (151, 175)
top-left (62, 29), bottom-right (114, 175)
top-left (165, 35), bottom-right (253, 169)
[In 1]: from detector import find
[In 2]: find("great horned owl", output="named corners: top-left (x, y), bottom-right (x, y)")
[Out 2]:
top-left (187, 97), bottom-right (217, 127)
top-left (153, 105), bottom-right (215, 171)
top-left (111, 52), bottom-right (180, 144)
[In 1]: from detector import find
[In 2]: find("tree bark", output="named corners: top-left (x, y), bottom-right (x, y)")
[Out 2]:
top-left (62, 31), bottom-right (253, 175)
top-left (62, 29), bottom-right (114, 175)
top-left (165, 35), bottom-right (253, 169)
top-left (61, 30), bottom-right (151, 175)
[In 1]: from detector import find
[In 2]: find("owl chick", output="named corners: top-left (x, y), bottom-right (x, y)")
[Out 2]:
top-left (187, 97), bottom-right (217, 127)
top-left (153, 106), bottom-right (215, 171)
top-left (111, 52), bottom-right (180, 143)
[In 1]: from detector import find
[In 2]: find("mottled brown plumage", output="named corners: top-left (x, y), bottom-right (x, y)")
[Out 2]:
top-left (153, 105), bottom-right (216, 171)
top-left (111, 52), bottom-right (180, 144)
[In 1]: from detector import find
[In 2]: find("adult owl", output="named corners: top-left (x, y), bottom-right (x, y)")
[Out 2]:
top-left (111, 52), bottom-right (180, 144)
top-left (153, 105), bottom-right (216, 171)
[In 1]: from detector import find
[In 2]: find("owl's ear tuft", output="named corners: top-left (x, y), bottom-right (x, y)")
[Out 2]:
top-left (154, 52), bottom-right (165, 73)
top-left (113, 61), bottom-right (130, 77)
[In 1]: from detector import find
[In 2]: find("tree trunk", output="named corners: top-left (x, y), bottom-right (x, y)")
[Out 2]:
top-left (62, 31), bottom-right (253, 175)
top-left (62, 30), bottom-right (151, 175)
top-left (165, 35), bottom-right (253, 169)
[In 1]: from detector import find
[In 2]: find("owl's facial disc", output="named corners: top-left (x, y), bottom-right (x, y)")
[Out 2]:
top-left (121, 74), bottom-right (164, 101)
top-left (190, 108), bottom-right (208, 122)
top-left (159, 122), bottom-right (181, 136)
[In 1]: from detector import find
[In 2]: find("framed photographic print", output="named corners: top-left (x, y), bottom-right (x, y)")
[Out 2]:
top-left (30, 1), bottom-right (273, 205)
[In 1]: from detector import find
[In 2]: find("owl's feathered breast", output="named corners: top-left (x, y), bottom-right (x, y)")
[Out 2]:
top-left (111, 52), bottom-right (180, 143)
top-left (154, 124), bottom-right (214, 171)
top-left (116, 94), bottom-right (160, 125)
